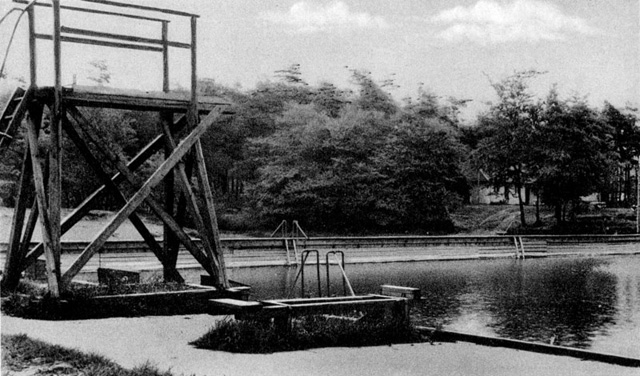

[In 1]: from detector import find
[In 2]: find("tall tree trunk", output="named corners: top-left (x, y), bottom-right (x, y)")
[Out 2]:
top-left (517, 185), bottom-right (526, 227)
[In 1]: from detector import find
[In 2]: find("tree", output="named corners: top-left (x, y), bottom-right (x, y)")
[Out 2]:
top-left (600, 103), bottom-right (640, 206)
top-left (380, 119), bottom-right (466, 231)
top-left (349, 69), bottom-right (397, 116)
top-left (534, 92), bottom-right (616, 224)
top-left (248, 104), bottom-right (392, 231)
top-left (472, 70), bottom-right (543, 226)
top-left (311, 81), bottom-right (349, 118)
top-left (247, 88), bottom-right (468, 233)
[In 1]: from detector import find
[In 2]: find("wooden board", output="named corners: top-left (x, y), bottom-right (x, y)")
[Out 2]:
top-left (210, 298), bottom-right (263, 310)
top-left (53, 86), bottom-right (230, 112)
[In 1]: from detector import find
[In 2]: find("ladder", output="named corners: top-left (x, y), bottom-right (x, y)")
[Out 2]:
top-left (0, 87), bottom-right (30, 155)
top-left (287, 249), bottom-right (355, 298)
top-left (514, 236), bottom-right (525, 259)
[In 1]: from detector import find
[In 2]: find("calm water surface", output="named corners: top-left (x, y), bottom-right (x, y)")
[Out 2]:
top-left (224, 255), bottom-right (640, 358)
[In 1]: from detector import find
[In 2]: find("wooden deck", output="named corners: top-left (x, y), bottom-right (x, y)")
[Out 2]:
top-left (34, 85), bottom-right (231, 113)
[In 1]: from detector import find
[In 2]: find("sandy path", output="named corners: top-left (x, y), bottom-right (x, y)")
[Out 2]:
top-left (0, 207), bottom-right (164, 243)
top-left (2, 314), bottom-right (638, 376)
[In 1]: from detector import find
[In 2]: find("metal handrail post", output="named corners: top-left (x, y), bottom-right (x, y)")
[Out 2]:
top-left (326, 250), bottom-right (350, 296)
top-left (295, 249), bottom-right (320, 298)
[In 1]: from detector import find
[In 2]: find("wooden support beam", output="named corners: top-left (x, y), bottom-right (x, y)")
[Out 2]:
top-left (25, 105), bottom-right (60, 295)
top-left (35, 33), bottom-right (164, 52)
top-left (2, 147), bottom-right (33, 290)
top-left (161, 126), bottom-right (180, 277)
top-left (48, 0), bottom-right (63, 297)
top-left (189, 16), bottom-right (198, 129)
top-left (65, 106), bottom-right (210, 276)
top-left (15, 0), bottom-right (170, 23)
top-left (22, 115), bottom-right (186, 267)
top-left (160, 22), bottom-right (180, 278)
top-left (194, 140), bottom-right (229, 288)
top-left (61, 106), bottom-right (224, 285)
top-left (81, 0), bottom-right (200, 18)
top-left (22, 116), bottom-right (187, 270)
top-left (161, 121), bottom-right (223, 286)
top-left (60, 26), bottom-right (191, 49)
top-left (27, 5), bottom-right (36, 85)
top-left (61, 117), bottom-right (183, 282)
top-left (23, 130), bottom-right (163, 266)
top-left (19, 201), bottom-right (39, 267)
top-left (165, 154), bottom-right (193, 269)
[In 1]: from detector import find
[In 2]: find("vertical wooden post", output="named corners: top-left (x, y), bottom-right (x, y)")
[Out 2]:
top-left (636, 162), bottom-right (639, 234)
top-left (47, 0), bottom-right (63, 296)
top-left (162, 21), bottom-right (169, 92)
top-left (27, 3), bottom-right (36, 87)
top-left (188, 15), bottom-right (227, 287)
top-left (190, 16), bottom-right (198, 128)
top-left (25, 105), bottom-right (58, 295)
top-left (160, 20), bottom-right (179, 279)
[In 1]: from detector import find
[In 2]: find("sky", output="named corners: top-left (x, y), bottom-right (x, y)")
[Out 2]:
top-left (0, 0), bottom-right (638, 122)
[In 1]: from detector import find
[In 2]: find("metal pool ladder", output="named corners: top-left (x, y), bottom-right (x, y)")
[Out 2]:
top-left (288, 249), bottom-right (355, 298)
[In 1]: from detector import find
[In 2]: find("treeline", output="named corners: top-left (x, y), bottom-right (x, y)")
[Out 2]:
top-left (1, 66), bottom-right (638, 234)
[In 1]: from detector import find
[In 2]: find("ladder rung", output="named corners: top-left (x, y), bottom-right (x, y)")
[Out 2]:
top-left (12, 96), bottom-right (24, 101)
top-left (3, 115), bottom-right (15, 121)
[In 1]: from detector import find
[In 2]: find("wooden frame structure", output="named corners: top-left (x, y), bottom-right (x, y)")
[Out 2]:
top-left (1, 0), bottom-right (230, 296)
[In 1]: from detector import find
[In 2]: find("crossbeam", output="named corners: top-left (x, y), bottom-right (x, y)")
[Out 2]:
top-left (160, 123), bottom-right (225, 286)
top-left (61, 106), bottom-right (225, 286)
top-left (66, 106), bottom-right (213, 276)
top-left (61, 26), bottom-right (190, 49)
top-left (21, 115), bottom-right (187, 268)
top-left (61, 116), bottom-right (183, 282)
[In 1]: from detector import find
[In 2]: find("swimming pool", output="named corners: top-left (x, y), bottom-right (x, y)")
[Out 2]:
top-left (225, 255), bottom-right (640, 358)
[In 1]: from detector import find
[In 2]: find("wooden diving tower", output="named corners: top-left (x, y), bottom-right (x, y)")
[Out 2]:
top-left (1, 0), bottom-right (231, 297)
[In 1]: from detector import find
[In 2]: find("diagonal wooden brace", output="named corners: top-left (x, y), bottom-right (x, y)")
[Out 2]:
top-left (66, 106), bottom-right (211, 278)
top-left (61, 106), bottom-right (224, 286)
top-left (62, 117), bottom-right (184, 283)
top-left (160, 123), bottom-right (225, 286)
top-left (194, 140), bottom-right (229, 287)
top-left (22, 115), bottom-right (188, 268)
top-left (25, 107), bottom-right (60, 295)
top-left (1, 146), bottom-right (34, 290)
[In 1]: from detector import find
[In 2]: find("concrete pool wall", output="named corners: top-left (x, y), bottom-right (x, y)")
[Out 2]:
top-left (2, 234), bottom-right (637, 273)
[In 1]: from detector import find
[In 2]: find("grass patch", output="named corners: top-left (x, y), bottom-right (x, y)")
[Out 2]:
top-left (64, 280), bottom-right (202, 298)
top-left (2, 334), bottom-right (176, 376)
top-left (191, 316), bottom-right (425, 353)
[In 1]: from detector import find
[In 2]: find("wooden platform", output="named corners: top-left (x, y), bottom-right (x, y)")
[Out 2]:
top-left (33, 85), bottom-right (231, 113)
top-left (210, 294), bottom-right (409, 322)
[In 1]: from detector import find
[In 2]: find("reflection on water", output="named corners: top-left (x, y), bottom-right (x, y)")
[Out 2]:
top-left (224, 256), bottom-right (640, 358)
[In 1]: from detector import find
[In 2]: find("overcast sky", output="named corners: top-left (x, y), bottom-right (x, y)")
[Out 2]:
top-left (1, 0), bottom-right (638, 121)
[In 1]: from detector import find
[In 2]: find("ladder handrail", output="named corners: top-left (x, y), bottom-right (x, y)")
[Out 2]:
top-left (287, 249), bottom-right (321, 298)
top-left (270, 220), bottom-right (287, 238)
top-left (514, 236), bottom-right (525, 259)
top-left (270, 220), bottom-right (308, 239)
top-left (326, 250), bottom-right (355, 297)
top-left (292, 220), bottom-right (308, 239)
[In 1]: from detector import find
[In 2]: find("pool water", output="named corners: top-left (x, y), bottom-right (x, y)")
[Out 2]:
top-left (224, 255), bottom-right (640, 358)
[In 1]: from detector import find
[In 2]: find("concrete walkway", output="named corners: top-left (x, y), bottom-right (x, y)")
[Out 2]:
top-left (1, 314), bottom-right (638, 376)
